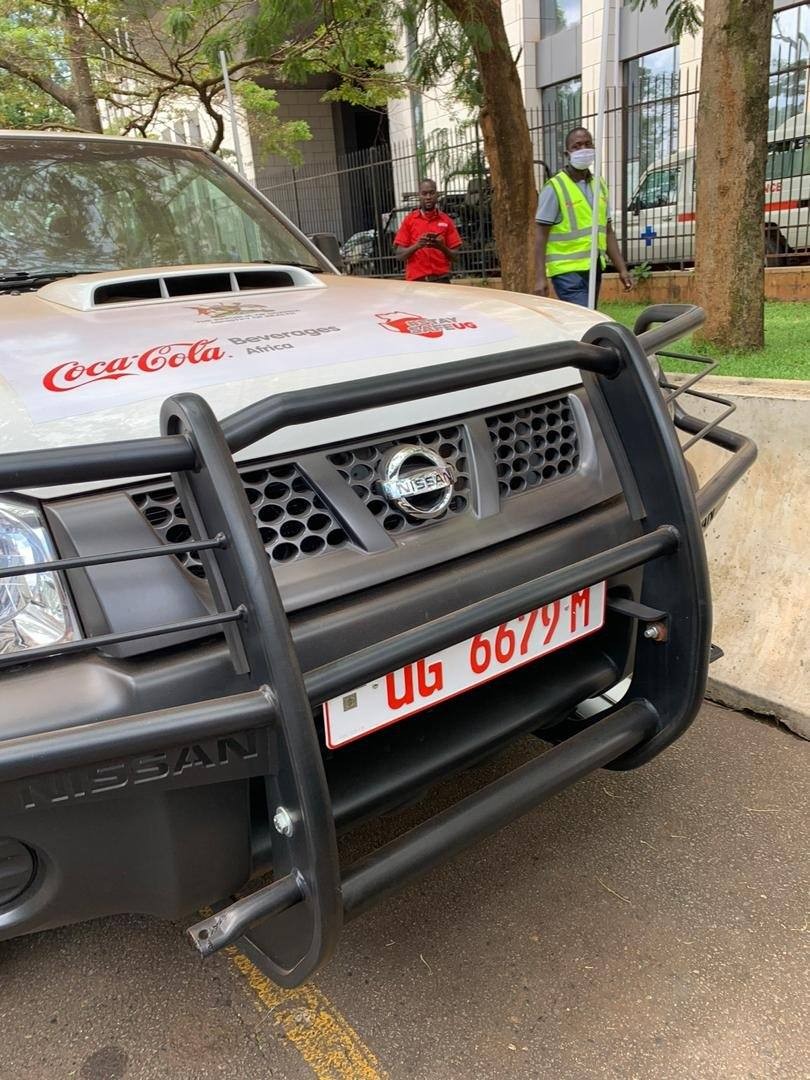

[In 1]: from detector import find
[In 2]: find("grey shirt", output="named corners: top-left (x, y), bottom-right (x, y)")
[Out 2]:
top-left (536, 174), bottom-right (613, 226)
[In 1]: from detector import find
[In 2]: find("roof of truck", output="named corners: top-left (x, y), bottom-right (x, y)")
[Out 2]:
top-left (0, 129), bottom-right (186, 148)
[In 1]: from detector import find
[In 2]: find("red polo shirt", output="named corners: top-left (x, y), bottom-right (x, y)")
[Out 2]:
top-left (394, 208), bottom-right (462, 280)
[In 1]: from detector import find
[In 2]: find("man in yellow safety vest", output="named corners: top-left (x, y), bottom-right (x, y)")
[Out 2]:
top-left (534, 127), bottom-right (633, 307)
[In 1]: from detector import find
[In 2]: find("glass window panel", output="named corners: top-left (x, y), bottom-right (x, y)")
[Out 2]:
top-left (624, 47), bottom-right (680, 180)
top-left (633, 166), bottom-right (680, 209)
top-left (0, 138), bottom-right (318, 275)
top-left (540, 79), bottom-right (583, 176)
top-left (769, 3), bottom-right (809, 129)
top-left (540, 0), bottom-right (581, 35)
top-left (766, 136), bottom-right (810, 179)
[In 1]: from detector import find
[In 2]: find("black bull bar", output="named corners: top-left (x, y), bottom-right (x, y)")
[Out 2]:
top-left (0, 306), bottom-right (755, 986)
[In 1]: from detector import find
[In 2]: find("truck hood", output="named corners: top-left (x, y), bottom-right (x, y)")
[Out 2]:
top-left (0, 268), bottom-right (607, 497)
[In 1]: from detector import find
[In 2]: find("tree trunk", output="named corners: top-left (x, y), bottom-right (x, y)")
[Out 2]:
top-left (443, 0), bottom-right (536, 293)
top-left (694, 0), bottom-right (771, 349)
top-left (60, 3), bottom-right (103, 133)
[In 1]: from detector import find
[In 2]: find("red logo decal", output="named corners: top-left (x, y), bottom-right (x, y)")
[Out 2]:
top-left (375, 311), bottom-right (478, 339)
top-left (42, 339), bottom-right (224, 393)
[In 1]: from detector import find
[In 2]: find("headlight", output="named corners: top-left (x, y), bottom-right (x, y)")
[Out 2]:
top-left (0, 498), bottom-right (78, 657)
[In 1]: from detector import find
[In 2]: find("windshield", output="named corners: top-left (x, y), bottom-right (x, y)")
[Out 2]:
top-left (633, 166), bottom-right (680, 210)
top-left (0, 137), bottom-right (321, 276)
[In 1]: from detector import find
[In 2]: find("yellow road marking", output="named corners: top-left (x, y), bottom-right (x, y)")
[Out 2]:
top-left (226, 946), bottom-right (386, 1080)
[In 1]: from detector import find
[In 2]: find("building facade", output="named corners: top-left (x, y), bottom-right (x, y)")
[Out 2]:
top-left (387, 0), bottom-right (810, 198)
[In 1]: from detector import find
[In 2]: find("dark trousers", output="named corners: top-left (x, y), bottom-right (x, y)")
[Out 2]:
top-left (414, 274), bottom-right (452, 284)
top-left (551, 268), bottom-right (602, 308)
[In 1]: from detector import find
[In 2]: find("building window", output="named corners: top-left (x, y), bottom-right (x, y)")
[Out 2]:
top-left (540, 78), bottom-right (582, 177)
top-left (540, 0), bottom-right (581, 37)
top-left (624, 46), bottom-right (680, 196)
top-left (769, 3), bottom-right (809, 131)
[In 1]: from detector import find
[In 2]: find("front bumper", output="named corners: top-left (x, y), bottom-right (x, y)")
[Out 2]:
top-left (0, 306), bottom-right (755, 985)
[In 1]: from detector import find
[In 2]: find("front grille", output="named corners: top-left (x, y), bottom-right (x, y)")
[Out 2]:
top-left (131, 392), bottom-right (582, 574)
top-left (486, 397), bottom-right (580, 499)
top-left (132, 463), bottom-right (349, 575)
top-left (328, 424), bottom-right (470, 535)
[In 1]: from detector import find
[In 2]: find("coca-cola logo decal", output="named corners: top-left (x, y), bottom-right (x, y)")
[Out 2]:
top-left (43, 340), bottom-right (224, 393)
top-left (0, 291), bottom-right (515, 425)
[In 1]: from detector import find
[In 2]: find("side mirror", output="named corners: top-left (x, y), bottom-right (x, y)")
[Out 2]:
top-left (628, 197), bottom-right (640, 216)
top-left (308, 233), bottom-right (343, 271)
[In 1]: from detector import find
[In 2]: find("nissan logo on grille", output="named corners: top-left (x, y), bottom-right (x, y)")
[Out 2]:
top-left (380, 445), bottom-right (457, 519)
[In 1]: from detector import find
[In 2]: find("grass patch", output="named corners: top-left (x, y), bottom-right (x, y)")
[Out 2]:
top-left (600, 301), bottom-right (810, 381)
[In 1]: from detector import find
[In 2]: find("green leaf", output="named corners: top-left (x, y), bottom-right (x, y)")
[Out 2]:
top-left (234, 80), bottom-right (312, 165)
top-left (0, 0), bottom-right (405, 147)
top-left (627, 0), bottom-right (702, 40)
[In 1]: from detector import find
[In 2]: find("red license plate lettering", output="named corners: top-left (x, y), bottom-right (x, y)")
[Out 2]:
top-left (323, 582), bottom-right (606, 748)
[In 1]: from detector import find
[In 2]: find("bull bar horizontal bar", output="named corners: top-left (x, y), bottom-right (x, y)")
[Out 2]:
top-left (0, 304), bottom-right (755, 986)
top-left (0, 527), bottom-right (675, 785)
top-left (188, 700), bottom-right (656, 956)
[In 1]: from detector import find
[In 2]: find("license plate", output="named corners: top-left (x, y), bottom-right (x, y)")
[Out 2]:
top-left (323, 581), bottom-right (606, 749)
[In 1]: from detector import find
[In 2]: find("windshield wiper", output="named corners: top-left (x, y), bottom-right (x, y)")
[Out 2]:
top-left (2, 268), bottom-right (75, 281)
top-left (0, 268), bottom-right (109, 291)
top-left (270, 261), bottom-right (324, 273)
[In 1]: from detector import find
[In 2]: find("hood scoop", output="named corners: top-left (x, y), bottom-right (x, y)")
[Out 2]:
top-left (38, 263), bottom-right (325, 312)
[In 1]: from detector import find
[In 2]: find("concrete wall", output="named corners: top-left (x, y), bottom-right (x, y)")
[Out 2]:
top-left (461, 267), bottom-right (810, 302)
top-left (683, 377), bottom-right (810, 738)
top-left (599, 267), bottom-right (810, 304)
top-left (252, 88), bottom-right (343, 239)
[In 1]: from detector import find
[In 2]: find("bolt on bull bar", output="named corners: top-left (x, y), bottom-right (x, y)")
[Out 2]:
top-left (0, 305), bottom-right (755, 986)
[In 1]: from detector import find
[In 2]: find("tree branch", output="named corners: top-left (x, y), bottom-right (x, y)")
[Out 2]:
top-left (0, 50), bottom-right (76, 111)
top-left (76, 8), bottom-right (175, 83)
top-left (199, 90), bottom-right (225, 152)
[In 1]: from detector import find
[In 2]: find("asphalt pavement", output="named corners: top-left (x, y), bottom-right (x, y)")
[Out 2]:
top-left (1, 701), bottom-right (808, 1080)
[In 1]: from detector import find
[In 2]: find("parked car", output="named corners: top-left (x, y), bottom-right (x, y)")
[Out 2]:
top-left (341, 204), bottom-right (422, 278)
top-left (338, 229), bottom-right (376, 274)
top-left (0, 131), bottom-right (754, 988)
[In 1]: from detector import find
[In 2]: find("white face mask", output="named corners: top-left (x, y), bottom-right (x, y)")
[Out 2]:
top-left (569, 148), bottom-right (596, 171)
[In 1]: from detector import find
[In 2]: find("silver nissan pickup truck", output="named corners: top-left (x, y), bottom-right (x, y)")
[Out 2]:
top-left (0, 131), bottom-right (755, 986)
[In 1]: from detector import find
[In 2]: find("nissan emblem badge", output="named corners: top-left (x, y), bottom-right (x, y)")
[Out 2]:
top-left (380, 445), bottom-right (457, 519)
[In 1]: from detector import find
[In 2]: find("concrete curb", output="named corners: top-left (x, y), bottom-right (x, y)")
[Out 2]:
top-left (705, 677), bottom-right (809, 735)
top-left (682, 377), bottom-right (809, 739)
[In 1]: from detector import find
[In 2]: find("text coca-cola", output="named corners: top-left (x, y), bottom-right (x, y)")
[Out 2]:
top-left (42, 339), bottom-right (224, 393)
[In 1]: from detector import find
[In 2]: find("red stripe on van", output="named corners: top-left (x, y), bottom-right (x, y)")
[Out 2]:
top-left (675, 202), bottom-right (800, 224)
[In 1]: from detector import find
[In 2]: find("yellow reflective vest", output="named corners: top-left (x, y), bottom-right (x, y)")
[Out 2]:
top-left (544, 171), bottom-right (608, 278)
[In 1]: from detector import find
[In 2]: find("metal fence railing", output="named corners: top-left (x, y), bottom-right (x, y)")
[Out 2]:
top-left (255, 57), bottom-right (810, 279)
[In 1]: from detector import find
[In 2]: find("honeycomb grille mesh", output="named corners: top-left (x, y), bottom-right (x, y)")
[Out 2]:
top-left (328, 424), bottom-right (470, 535)
top-left (131, 393), bottom-right (581, 573)
top-left (486, 397), bottom-right (580, 499)
top-left (131, 463), bottom-right (348, 575)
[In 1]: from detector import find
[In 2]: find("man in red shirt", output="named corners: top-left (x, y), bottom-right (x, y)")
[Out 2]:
top-left (394, 179), bottom-right (462, 282)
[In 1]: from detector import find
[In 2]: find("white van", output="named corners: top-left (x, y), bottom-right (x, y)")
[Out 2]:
top-left (624, 114), bottom-right (810, 266)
